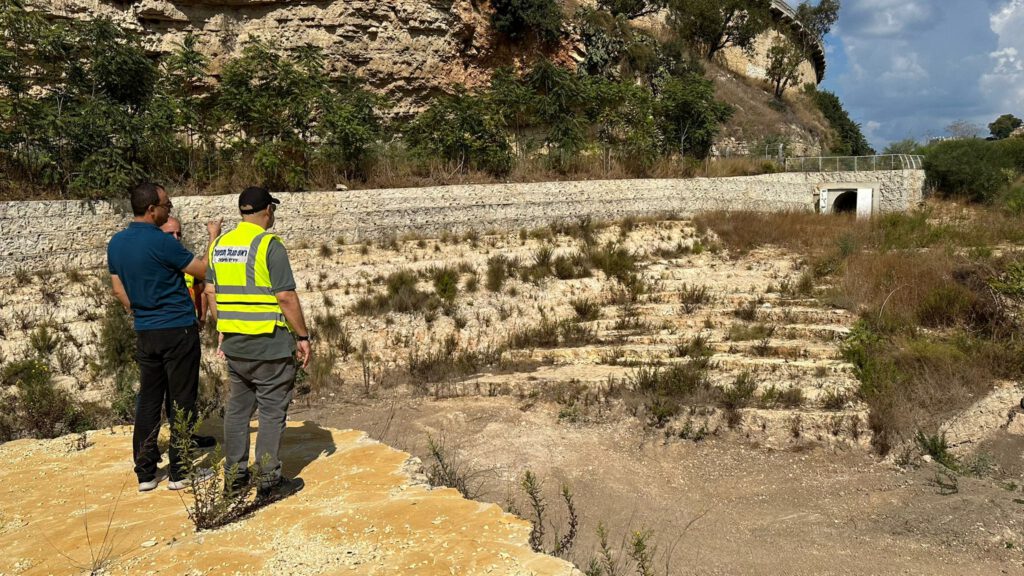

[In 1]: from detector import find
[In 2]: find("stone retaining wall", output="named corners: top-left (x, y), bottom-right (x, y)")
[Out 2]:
top-left (0, 171), bottom-right (925, 275)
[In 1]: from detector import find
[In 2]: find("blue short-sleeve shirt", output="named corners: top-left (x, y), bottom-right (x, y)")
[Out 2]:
top-left (107, 222), bottom-right (197, 331)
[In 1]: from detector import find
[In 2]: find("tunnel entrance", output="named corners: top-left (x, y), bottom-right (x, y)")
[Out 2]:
top-left (817, 185), bottom-right (876, 218)
top-left (832, 191), bottom-right (858, 214)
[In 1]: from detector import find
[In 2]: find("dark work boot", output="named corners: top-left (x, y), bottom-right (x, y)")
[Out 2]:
top-left (257, 476), bottom-right (305, 502)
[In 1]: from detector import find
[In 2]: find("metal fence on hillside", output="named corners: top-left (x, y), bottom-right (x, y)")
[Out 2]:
top-left (783, 154), bottom-right (924, 172)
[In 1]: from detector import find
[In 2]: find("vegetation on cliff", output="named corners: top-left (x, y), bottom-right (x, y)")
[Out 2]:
top-left (0, 0), bottom-right (860, 199)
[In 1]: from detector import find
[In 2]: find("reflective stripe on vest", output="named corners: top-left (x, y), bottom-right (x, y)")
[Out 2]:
top-left (210, 222), bottom-right (289, 335)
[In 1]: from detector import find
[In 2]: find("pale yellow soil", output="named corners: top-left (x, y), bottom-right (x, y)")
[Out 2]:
top-left (0, 423), bottom-right (577, 575)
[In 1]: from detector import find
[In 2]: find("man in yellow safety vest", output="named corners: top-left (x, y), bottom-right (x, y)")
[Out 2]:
top-left (205, 186), bottom-right (312, 500)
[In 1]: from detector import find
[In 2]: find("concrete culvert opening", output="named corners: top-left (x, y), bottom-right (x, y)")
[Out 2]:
top-left (832, 191), bottom-right (858, 214)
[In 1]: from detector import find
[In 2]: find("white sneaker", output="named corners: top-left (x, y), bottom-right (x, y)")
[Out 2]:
top-left (168, 468), bottom-right (215, 491)
top-left (138, 478), bottom-right (160, 492)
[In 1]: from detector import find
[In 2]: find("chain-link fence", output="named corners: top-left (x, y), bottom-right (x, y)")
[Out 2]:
top-left (783, 154), bottom-right (925, 172)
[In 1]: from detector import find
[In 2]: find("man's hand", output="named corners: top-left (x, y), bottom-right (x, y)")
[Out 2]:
top-left (207, 218), bottom-right (222, 239)
top-left (216, 332), bottom-right (225, 359)
top-left (296, 339), bottom-right (312, 370)
top-left (110, 274), bottom-right (131, 312)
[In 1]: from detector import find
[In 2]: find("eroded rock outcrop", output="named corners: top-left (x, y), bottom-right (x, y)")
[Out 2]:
top-left (28, 0), bottom-right (496, 116)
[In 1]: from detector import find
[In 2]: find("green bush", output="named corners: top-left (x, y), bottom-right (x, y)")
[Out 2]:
top-left (97, 299), bottom-right (136, 370)
top-left (404, 89), bottom-right (513, 176)
top-left (490, 0), bottom-right (564, 45)
top-left (353, 269), bottom-right (441, 316)
top-left (0, 10), bottom-right (156, 198)
top-left (431, 266), bottom-right (460, 302)
top-left (720, 371), bottom-right (757, 410)
top-left (655, 73), bottom-right (733, 159)
top-left (811, 89), bottom-right (873, 156)
top-left (923, 137), bottom-right (1024, 201)
top-left (998, 183), bottom-right (1024, 215)
top-left (2, 358), bottom-right (92, 439)
top-left (486, 255), bottom-right (519, 292)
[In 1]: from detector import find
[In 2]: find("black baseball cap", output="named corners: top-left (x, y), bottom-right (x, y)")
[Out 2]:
top-left (238, 186), bottom-right (280, 214)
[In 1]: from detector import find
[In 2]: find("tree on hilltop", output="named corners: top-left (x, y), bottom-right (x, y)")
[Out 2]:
top-left (946, 119), bottom-right (980, 139)
top-left (988, 114), bottom-right (1022, 140)
top-left (795, 0), bottom-right (840, 43)
top-left (667, 0), bottom-right (772, 61)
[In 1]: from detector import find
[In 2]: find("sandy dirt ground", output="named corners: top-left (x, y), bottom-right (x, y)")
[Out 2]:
top-left (304, 396), bottom-right (1024, 576)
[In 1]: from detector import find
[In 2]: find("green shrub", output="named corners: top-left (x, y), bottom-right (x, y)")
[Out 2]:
top-left (28, 323), bottom-right (61, 357)
top-left (5, 358), bottom-right (92, 438)
top-left (486, 255), bottom-right (519, 292)
top-left (915, 431), bottom-right (957, 469)
top-left (407, 334), bottom-right (503, 385)
top-left (628, 358), bottom-right (717, 427)
top-left (679, 283), bottom-right (712, 313)
top-left (431, 266), bottom-right (460, 302)
top-left (720, 371), bottom-right (758, 411)
top-left (404, 89), bottom-right (513, 176)
top-left (571, 298), bottom-right (602, 322)
top-left (923, 137), bottom-right (1024, 201)
top-left (811, 89), bottom-right (873, 156)
top-left (2, 357), bottom-right (51, 388)
top-left (353, 270), bottom-right (440, 316)
top-left (726, 322), bottom-right (774, 341)
top-left (999, 183), bottom-right (1024, 215)
top-left (313, 311), bottom-right (354, 357)
top-left (655, 73), bottom-right (734, 159)
top-left (673, 334), bottom-right (713, 359)
top-left (490, 0), bottom-right (564, 44)
top-left (820, 388), bottom-right (850, 411)
top-left (97, 299), bottom-right (136, 371)
top-left (552, 252), bottom-right (593, 280)
top-left (759, 384), bottom-right (804, 408)
top-left (587, 242), bottom-right (637, 282)
top-left (110, 365), bottom-right (139, 422)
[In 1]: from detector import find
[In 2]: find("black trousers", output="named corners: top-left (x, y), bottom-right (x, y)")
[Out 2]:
top-left (133, 324), bottom-right (201, 482)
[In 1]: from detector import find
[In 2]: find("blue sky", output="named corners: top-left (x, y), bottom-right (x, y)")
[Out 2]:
top-left (818, 0), bottom-right (1024, 150)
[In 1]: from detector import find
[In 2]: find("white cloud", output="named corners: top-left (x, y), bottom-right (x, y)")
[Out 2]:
top-left (981, 0), bottom-right (1024, 114)
top-left (880, 54), bottom-right (929, 84)
top-left (823, 0), bottom-right (1010, 147)
top-left (989, 47), bottom-right (1022, 74)
top-left (836, 0), bottom-right (941, 38)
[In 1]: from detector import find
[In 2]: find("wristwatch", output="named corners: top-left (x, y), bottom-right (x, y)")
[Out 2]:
top-left (296, 335), bottom-right (311, 342)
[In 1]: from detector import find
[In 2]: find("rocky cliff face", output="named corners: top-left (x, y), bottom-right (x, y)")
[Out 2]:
top-left (29, 1), bottom-right (823, 115)
top-left (30, 0), bottom-right (497, 117)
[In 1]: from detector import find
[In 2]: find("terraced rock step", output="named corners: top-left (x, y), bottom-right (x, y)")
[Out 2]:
top-left (1, 218), bottom-right (866, 450)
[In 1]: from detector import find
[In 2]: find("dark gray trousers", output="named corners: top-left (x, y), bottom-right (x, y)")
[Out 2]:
top-left (223, 356), bottom-right (296, 487)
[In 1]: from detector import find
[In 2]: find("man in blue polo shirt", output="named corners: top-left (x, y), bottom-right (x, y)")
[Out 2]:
top-left (107, 182), bottom-right (222, 492)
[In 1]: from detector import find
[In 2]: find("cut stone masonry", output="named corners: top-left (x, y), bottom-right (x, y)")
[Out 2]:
top-left (0, 171), bottom-right (925, 275)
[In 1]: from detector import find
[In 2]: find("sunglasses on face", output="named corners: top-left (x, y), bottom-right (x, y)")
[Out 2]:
top-left (152, 201), bottom-right (173, 211)
top-left (165, 230), bottom-right (182, 239)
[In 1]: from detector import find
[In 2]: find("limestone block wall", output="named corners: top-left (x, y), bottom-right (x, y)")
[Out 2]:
top-left (0, 171), bottom-right (924, 276)
top-left (720, 29), bottom-right (819, 88)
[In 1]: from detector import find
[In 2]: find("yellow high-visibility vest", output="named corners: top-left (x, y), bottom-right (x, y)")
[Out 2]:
top-left (183, 273), bottom-right (198, 317)
top-left (209, 221), bottom-right (290, 335)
